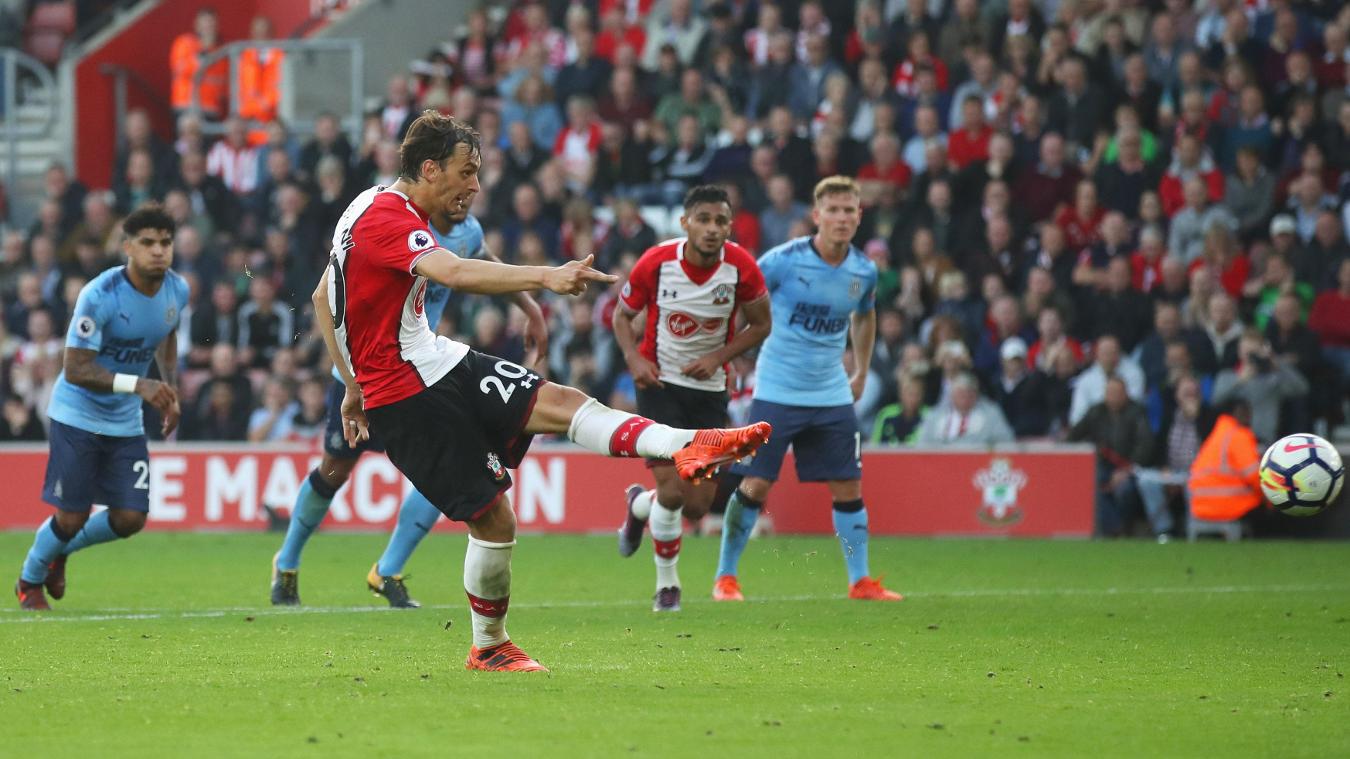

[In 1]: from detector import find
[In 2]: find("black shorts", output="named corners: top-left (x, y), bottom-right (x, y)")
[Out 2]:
top-left (365, 350), bottom-right (542, 522)
top-left (636, 383), bottom-right (728, 467)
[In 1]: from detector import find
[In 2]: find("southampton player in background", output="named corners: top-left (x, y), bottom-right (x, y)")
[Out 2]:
top-left (314, 111), bottom-right (770, 671)
top-left (613, 185), bottom-right (770, 612)
top-left (270, 206), bottom-right (547, 608)
top-left (713, 176), bottom-right (902, 603)
top-left (15, 205), bottom-right (187, 610)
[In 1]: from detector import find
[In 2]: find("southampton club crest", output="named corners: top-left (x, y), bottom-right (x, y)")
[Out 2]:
top-left (972, 457), bottom-right (1027, 527)
top-left (486, 452), bottom-right (506, 482)
top-left (711, 283), bottom-right (733, 305)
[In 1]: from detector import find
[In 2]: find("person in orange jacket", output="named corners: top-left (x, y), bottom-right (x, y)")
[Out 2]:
top-left (1188, 400), bottom-right (1264, 523)
top-left (238, 15), bottom-right (285, 139)
top-left (170, 7), bottom-right (228, 119)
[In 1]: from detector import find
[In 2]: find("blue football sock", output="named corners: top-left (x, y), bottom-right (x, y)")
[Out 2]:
top-left (832, 501), bottom-right (870, 585)
top-left (62, 510), bottom-right (120, 555)
top-left (376, 489), bottom-right (440, 577)
top-left (21, 517), bottom-right (71, 584)
top-left (276, 472), bottom-right (338, 571)
top-left (716, 490), bottom-right (761, 579)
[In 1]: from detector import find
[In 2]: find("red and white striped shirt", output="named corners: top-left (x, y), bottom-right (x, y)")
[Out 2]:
top-left (327, 185), bottom-right (468, 408)
top-left (620, 239), bottom-right (766, 392)
top-left (205, 140), bottom-right (259, 194)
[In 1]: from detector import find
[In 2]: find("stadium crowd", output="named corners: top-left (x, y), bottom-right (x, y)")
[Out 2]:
top-left (1, 1), bottom-right (1349, 526)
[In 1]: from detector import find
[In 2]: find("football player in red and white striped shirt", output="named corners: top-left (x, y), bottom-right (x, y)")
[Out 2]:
top-left (612, 185), bottom-right (771, 612)
top-left (313, 112), bottom-right (772, 671)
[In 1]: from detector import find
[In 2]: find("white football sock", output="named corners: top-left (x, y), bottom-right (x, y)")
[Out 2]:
top-left (631, 489), bottom-right (655, 521)
top-left (566, 398), bottom-right (696, 458)
top-left (649, 501), bottom-right (683, 590)
top-left (464, 536), bottom-right (514, 649)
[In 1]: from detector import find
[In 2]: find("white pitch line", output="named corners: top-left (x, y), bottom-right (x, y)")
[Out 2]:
top-left (0, 583), bottom-right (1347, 625)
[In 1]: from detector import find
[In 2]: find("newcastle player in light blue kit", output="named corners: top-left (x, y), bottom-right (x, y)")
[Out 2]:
top-left (270, 204), bottom-right (547, 607)
top-left (712, 177), bottom-right (902, 602)
top-left (15, 204), bottom-right (188, 610)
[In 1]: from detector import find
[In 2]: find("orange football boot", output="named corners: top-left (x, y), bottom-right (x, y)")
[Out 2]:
top-left (673, 422), bottom-right (772, 481)
top-left (465, 641), bottom-right (549, 672)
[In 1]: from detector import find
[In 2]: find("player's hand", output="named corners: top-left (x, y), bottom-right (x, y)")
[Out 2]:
top-left (522, 309), bottom-right (549, 373)
top-left (849, 372), bottom-right (867, 402)
top-left (681, 354), bottom-right (722, 381)
top-left (161, 396), bottom-right (181, 438)
top-left (340, 385), bottom-right (370, 448)
top-left (627, 354), bottom-right (663, 389)
top-left (136, 378), bottom-right (178, 415)
top-left (544, 254), bottom-right (619, 296)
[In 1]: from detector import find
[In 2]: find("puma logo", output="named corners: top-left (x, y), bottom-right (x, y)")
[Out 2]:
top-left (118, 312), bottom-right (131, 324)
top-left (797, 276), bottom-right (810, 287)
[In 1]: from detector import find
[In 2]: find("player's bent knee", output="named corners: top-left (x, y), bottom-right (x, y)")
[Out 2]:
top-left (827, 480), bottom-right (863, 502)
top-left (53, 510), bottom-right (91, 534)
top-left (315, 455), bottom-right (357, 490)
top-left (738, 477), bottom-right (773, 502)
top-left (467, 493), bottom-right (516, 543)
top-left (108, 509), bottom-right (147, 537)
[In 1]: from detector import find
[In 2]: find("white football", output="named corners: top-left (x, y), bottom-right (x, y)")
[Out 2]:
top-left (1259, 434), bottom-right (1345, 517)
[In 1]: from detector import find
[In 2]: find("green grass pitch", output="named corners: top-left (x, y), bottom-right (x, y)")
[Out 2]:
top-left (2, 531), bottom-right (1348, 757)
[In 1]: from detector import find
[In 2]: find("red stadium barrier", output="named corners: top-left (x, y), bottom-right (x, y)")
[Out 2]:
top-left (0, 444), bottom-right (1095, 536)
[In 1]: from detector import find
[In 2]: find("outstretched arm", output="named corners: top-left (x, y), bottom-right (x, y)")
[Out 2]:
top-left (414, 249), bottom-right (617, 296)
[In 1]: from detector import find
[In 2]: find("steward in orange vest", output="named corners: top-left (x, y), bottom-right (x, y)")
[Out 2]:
top-left (170, 8), bottom-right (228, 117)
top-left (238, 15), bottom-right (285, 139)
top-left (1188, 403), bottom-right (1263, 522)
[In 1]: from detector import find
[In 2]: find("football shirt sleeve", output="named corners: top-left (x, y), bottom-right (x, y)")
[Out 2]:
top-left (756, 249), bottom-right (784, 291)
top-left (66, 283), bottom-right (111, 352)
top-left (362, 210), bottom-right (440, 274)
top-left (857, 265), bottom-right (877, 313)
top-left (732, 250), bottom-right (768, 302)
top-left (619, 253), bottom-right (656, 312)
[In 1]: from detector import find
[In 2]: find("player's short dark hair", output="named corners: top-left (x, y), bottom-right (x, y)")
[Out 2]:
top-left (399, 110), bottom-right (481, 182)
top-left (122, 203), bottom-right (176, 237)
top-left (683, 185), bottom-right (730, 211)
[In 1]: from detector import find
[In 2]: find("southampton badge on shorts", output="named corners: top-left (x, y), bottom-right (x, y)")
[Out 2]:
top-left (486, 452), bottom-right (506, 481)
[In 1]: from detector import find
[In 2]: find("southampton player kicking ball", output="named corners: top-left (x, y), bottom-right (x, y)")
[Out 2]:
top-left (613, 185), bottom-right (771, 612)
top-left (315, 111), bottom-right (772, 672)
top-left (713, 177), bottom-right (902, 603)
top-left (15, 205), bottom-right (188, 610)
top-left (268, 203), bottom-right (547, 609)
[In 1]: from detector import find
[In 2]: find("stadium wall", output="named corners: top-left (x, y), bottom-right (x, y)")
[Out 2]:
top-left (72, 0), bottom-right (316, 188)
top-left (0, 444), bottom-right (1097, 537)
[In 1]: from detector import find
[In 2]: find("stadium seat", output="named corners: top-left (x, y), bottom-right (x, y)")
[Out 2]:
top-left (1186, 518), bottom-right (1243, 543)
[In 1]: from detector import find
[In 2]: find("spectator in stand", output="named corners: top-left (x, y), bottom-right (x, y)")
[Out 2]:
top-left (237, 15), bottom-right (283, 130)
top-left (553, 96), bottom-right (603, 195)
top-left (758, 175), bottom-right (808, 253)
top-left (185, 381), bottom-right (249, 441)
top-left (169, 7), bottom-right (227, 119)
top-left (1212, 328), bottom-right (1309, 445)
top-left (189, 281), bottom-right (240, 368)
top-left (298, 112), bottom-right (353, 183)
top-left (917, 371), bottom-right (1015, 446)
top-left (1137, 373), bottom-right (1215, 540)
top-left (59, 192), bottom-right (119, 264)
top-left (788, 33), bottom-right (844, 122)
top-left (500, 183), bottom-right (560, 258)
top-left (237, 277), bottom-right (294, 369)
top-left (283, 377), bottom-right (328, 444)
top-left (872, 372), bottom-right (929, 445)
top-left (501, 75), bottom-right (564, 151)
top-left (10, 308), bottom-right (62, 423)
top-left (1309, 258), bottom-right (1350, 400)
top-left (114, 149), bottom-right (163, 216)
top-left (597, 65), bottom-right (652, 127)
top-left (1168, 176), bottom-right (1238, 264)
top-left (857, 133), bottom-right (912, 208)
top-left (1158, 133), bottom-right (1225, 218)
top-left (990, 336), bottom-right (1051, 437)
top-left (115, 108), bottom-right (177, 190)
top-left (1069, 334), bottom-right (1146, 426)
top-left (206, 117), bottom-right (259, 195)
top-left (640, 0), bottom-right (705, 69)
top-left (1223, 145), bottom-right (1276, 242)
top-left (376, 73), bottom-right (418, 140)
top-left (1086, 257), bottom-right (1153, 352)
top-left (946, 95), bottom-right (993, 170)
top-left (1057, 180), bottom-right (1107, 253)
top-left (555, 25), bottom-right (611, 106)
top-left (595, 5), bottom-right (644, 65)
top-left (246, 376), bottom-right (298, 443)
top-left (1137, 301), bottom-right (1206, 390)
top-left (172, 150), bottom-right (236, 234)
top-left (1187, 398), bottom-right (1263, 529)
top-left (1014, 133), bottom-right (1082, 224)
top-left (600, 198), bottom-right (655, 266)
top-left (1068, 376), bottom-right (1154, 537)
top-left (0, 393), bottom-right (45, 441)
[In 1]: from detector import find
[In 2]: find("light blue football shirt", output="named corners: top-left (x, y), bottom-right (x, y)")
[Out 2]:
top-left (329, 214), bottom-right (484, 381)
top-left (753, 236), bottom-right (877, 408)
top-left (48, 266), bottom-right (190, 437)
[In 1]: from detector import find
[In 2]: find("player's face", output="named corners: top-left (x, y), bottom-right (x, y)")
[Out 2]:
top-left (680, 201), bottom-right (732, 259)
top-left (123, 228), bottom-right (174, 279)
top-left (430, 143), bottom-right (481, 219)
top-left (812, 191), bottom-right (861, 248)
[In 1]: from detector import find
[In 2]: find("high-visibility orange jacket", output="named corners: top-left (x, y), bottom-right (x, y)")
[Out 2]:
top-left (238, 46), bottom-right (284, 123)
top-left (170, 33), bottom-right (228, 115)
top-left (1188, 414), bottom-right (1263, 521)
